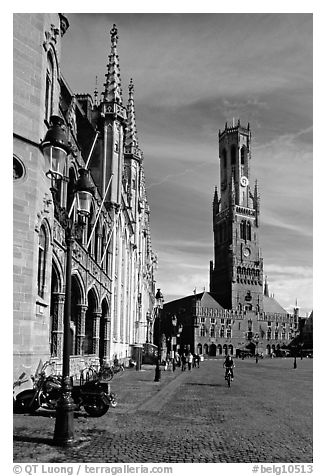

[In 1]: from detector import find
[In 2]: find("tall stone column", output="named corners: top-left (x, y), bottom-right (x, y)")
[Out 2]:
top-left (51, 292), bottom-right (65, 358)
top-left (76, 304), bottom-right (87, 355)
top-left (93, 312), bottom-right (102, 356)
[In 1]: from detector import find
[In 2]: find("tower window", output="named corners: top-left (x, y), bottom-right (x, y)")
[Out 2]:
top-left (45, 53), bottom-right (54, 123)
top-left (222, 149), bottom-right (227, 168)
top-left (37, 225), bottom-right (47, 298)
top-left (231, 145), bottom-right (236, 165)
top-left (241, 146), bottom-right (246, 165)
top-left (247, 222), bottom-right (251, 241)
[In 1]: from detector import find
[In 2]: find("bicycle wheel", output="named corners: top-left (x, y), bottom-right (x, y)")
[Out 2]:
top-left (100, 367), bottom-right (114, 381)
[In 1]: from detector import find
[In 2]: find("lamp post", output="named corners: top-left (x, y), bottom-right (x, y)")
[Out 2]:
top-left (154, 289), bottom-right (164, 382)
top-left (41, 115), bottom-right (94, 446)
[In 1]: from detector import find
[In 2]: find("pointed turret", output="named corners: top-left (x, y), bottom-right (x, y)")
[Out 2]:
top-left (94, 75), bottom-right (99, 106)
top-left (213, 186), bottom-right (220, 214)
top-left (103, 24), bottom-right (123, 105)
top-left (99, 24), bottom-right (126, 204)
top-left (124, 78), bottom-right (143, 214)
top-left (264, 276), bottom-right (269, 297)
top-left (125, 78), bottom-right (142, 159)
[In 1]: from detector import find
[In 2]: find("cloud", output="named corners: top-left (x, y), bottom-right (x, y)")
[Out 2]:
top-left (61, 13), bottom-right (312, 314)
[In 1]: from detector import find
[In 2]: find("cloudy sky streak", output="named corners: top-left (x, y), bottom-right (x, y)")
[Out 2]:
top-left (61, 13), bottom-right (313, 315)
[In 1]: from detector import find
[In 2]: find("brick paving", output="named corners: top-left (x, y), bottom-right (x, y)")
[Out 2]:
top-left (13, 358), bottom-right (313, 463)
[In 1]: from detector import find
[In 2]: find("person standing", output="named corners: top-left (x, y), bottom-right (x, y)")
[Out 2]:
top-left (181, 353), bottom-right (187, 371)
top-left (187, 352), bottom-right (193, 371)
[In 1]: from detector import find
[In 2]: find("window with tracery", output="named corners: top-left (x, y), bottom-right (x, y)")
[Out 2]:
top-left (45, 53), bottom-right (54, 123)
top-left (37, 225), bottom-right (47, 298)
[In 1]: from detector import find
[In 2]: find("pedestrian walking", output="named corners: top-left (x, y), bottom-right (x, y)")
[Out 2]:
top-left (174, 351), bottom-right (180, 367)
top-left (187, 352), bottom-right (193, 371)
top-left (181, 353), bottom-right (187, 371)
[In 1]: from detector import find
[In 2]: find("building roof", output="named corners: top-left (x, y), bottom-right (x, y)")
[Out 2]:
top-left (263, 295), bottom-right (288, 315)
top-left (194, 292), bottom-right (225, 310)
top-left (165, 291), bottom-right (224, 309)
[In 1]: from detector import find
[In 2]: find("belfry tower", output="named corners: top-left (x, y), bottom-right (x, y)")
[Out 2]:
top-left (209, 120), bottom-right (263, 311)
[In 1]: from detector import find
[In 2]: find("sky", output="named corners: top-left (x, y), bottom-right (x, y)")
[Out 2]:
top-left (59, 12), bottom-right (313, 316)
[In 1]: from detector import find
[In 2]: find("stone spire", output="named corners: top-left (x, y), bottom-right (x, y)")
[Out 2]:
top-left (264, 276), bottom-right (269, 297)
top-left (213, 186), bottom-right (220, 214)
top-left (94, 75), bottom-right (99, 106)
top-left (125, 79), bottom-right (139, 148)
top-left (103, 24), bottom-right (123, 104)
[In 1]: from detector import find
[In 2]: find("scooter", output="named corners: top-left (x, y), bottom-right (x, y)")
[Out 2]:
top-left (14, 362), bottom-right (116, 417)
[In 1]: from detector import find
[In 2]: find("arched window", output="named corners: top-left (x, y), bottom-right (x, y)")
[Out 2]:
top-left (241, 146), bottom-right (246, 165)
top-left (220, 326), bottom-right (225, 338)
top-left (240, 221), bottom-right (246, 240)
top-left (200, 324), bottom-right (206, 337)
top-left (37, 225), bottom-right (47, 298)
top-left (231, 145), bottom-right (236, 165)
top-left (45, 53), bottom-right (54, 123)
top-left (210, 325), bottom-right (215, 337)
top-left (247, 221), bottom-right (251, 241)
top-left (222, 149), bottom-right (227, 168)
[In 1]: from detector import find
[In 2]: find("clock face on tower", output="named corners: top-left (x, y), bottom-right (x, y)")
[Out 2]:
top-left (243, 247), bottom-right (250, 257)
top-left (240, 176), bottom-right (249, 187)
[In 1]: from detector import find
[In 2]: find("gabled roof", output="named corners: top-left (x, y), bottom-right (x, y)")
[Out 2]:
top-left (195, 291), bottom-right (225, 310)
top-left (263, 295), bottom-right (287, 315)
top-left (164, 291), bottom-right (224, 309)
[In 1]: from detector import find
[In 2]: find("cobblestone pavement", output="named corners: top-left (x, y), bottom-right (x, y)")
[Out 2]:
top-left (13, 358), bottom-right (313, 463)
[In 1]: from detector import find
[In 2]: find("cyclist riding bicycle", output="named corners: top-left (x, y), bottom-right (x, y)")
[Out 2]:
top-left (223, 355), bottom-right (235, 381)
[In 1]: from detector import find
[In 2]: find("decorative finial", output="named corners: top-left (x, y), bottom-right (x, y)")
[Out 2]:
top-left (129, 77), bottom-right (134, 94)
top-left (238, 118), bottom-right (241, 126)
top-left (110, 24), bottom-right (118, 47)
top-left (94, 75), bottom-right (98, 106)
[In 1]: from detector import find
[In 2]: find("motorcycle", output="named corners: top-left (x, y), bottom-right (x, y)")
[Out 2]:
top-left (14, 362), bottom-right (116, 417)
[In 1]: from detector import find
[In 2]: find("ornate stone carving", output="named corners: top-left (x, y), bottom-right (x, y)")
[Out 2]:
top-left (43, 24), bottom-right (60, 52)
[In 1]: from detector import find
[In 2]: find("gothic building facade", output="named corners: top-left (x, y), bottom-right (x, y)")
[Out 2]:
top-left (160, 122), bottom-right (301, 357)
top-left (13, 13), bottom-right (157, 379)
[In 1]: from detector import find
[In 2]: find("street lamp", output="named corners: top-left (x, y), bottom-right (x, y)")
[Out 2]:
top-left (41, 115), bottom-right (71, 179)
top-left (41, 116), bottom-right (94, 446)
top-left (154, 289), bottom-right (164, 382)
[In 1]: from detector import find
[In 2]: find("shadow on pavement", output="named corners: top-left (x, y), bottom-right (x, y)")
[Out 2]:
top-left (13, 434), bottom-right (54, 445)
top-left (185, 382), bottom-right (224, 387)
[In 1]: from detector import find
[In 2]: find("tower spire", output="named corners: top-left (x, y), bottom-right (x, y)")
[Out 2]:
top-left (125, 78), bottom-right (139, 149)
top-left (103, 24), bottom-right (123, 104)
top-left (94, 75), bottom-right (98, 106)
top-left (264, 275), bottom-right (269, 297)
top-left (124, 78), bottom-right (142, 160)
top-left (213, 186), bottom-right (220, 214)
